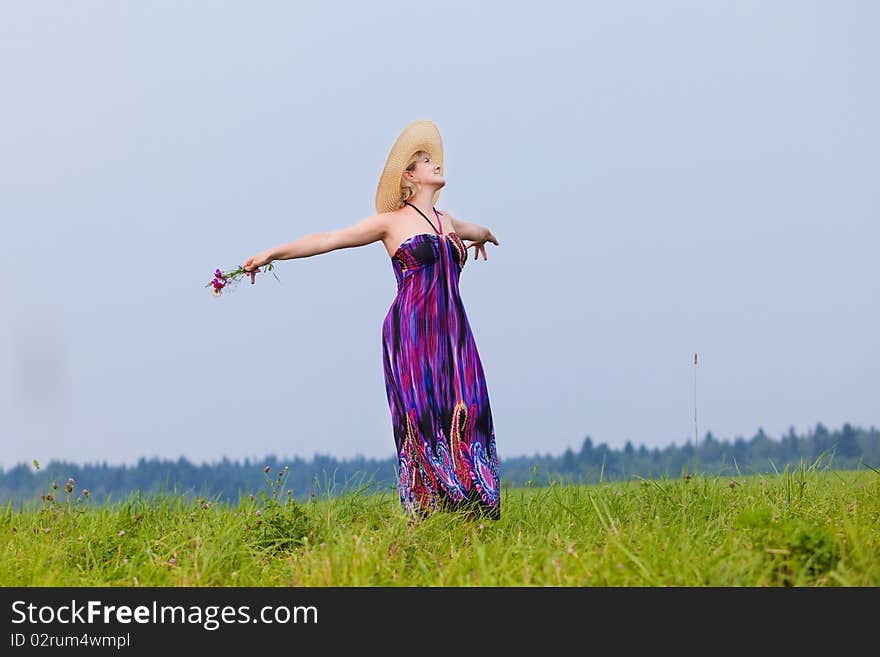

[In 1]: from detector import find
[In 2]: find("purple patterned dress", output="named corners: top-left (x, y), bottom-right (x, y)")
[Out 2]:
top-left (382, 206), bottom-right (501, 520)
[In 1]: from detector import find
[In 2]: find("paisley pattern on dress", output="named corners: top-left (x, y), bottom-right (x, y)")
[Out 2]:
top-left (382, 208), bottom-right (501, 519)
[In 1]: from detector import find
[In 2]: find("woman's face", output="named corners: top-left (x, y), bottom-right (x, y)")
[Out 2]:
top-left (407, 154), bottom-right (445, 187)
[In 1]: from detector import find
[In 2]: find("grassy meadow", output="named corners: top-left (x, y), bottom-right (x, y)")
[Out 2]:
top-left (1, 465), bottom-right (877, 586)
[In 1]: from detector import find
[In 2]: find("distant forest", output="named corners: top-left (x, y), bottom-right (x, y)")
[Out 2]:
top-left (1, 422), bottom-right (877, 506)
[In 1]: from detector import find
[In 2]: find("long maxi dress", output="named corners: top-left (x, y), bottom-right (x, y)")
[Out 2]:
top-left (381, 205), bottom-right (501, 519)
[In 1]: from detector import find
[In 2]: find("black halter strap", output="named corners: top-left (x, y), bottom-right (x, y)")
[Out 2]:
top-left (404, 202), bottom-right (441, 235)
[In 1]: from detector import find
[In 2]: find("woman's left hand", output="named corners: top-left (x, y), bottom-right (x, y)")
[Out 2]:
top-left (466, 231), bottom-right (499, 261)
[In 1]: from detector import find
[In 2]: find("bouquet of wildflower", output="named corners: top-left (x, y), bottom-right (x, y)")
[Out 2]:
top-left (206, 263), bottom-right (280, 297)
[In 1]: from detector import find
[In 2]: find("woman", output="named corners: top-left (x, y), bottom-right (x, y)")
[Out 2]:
top-left (242, 119), bottom-right (501, 520)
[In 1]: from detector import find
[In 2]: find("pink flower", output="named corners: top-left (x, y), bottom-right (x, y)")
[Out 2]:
top-left (206, 262), bottom-right (278, 297)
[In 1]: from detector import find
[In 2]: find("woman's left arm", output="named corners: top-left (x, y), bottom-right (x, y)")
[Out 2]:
top-left (441, 211), bottom-right (499, 260)
top-left (442, 211), bottom-right (493, 242)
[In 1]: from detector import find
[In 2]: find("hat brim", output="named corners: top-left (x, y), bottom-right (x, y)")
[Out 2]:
top-left (375, 119), bottom-right (444, 214)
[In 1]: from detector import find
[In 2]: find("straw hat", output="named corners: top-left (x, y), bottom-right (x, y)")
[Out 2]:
top-left (375, 119), bottom-right (444, 214)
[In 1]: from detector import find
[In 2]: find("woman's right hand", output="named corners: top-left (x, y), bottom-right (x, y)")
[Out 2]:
top-left (242, 252), bottom-right (270, 284)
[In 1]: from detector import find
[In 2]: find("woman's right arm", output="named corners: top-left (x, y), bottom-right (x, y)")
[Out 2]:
top-left (242, 233), bottom-right (330, 280)
top-left (265, 231), bottom-right (335, 262)
top-left (243, 214), bottom-right (387, 276)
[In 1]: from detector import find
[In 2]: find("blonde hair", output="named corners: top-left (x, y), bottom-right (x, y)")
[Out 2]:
top-left (397, 150), bottom-right (433, 209)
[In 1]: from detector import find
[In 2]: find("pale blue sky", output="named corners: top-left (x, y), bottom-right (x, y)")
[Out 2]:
top-left (1, 1), bottom-right (877, 470)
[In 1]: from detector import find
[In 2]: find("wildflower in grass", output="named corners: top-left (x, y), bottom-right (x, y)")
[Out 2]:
top-left (264, 465), bottom-right (271, 474)
top-left (255, 509), bottom-right (262, 516)
top-left (81, 488), bottom-right (89, 498)
top-left (118, 530), bottom-right (125, 537)
top-left (168, 557), bottom-right (176, 566)
top-left (43, 528), bottom-right (50, 534)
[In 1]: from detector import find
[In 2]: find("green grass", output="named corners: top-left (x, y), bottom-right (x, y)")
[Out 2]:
top-left (1, 467), bottom-right (877, 586)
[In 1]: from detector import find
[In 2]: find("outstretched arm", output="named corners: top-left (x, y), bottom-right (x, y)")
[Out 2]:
top-left (242, 214), bottom-right (387, 280)
top-left (441, 211), bottom-right (499, 261)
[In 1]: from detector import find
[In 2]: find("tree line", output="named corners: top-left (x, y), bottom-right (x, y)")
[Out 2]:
top-left (1, 422), bottom-right (876, 506)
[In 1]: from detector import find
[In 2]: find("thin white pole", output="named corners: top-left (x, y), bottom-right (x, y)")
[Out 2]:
top-left (693, 352), bottom-right (698, 455)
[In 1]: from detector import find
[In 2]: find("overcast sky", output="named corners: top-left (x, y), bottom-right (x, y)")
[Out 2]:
top-left (1, 1), bottom-right (877, 470)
